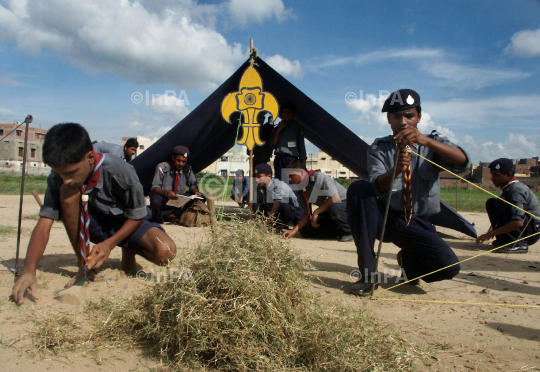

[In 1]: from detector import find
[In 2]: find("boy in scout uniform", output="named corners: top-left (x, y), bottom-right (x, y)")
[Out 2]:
top-left (347, 89), bottom-right (470, 296)
top-left (271, 102), bottom-right (307, 181)
top-left (150, 145), bottom-right (201, 224)
top-left (93, 137), bottom-right (138, 162)
top-left (283, 159), bottom-right (352, 241)
top-left (231, 169), bottom-right (250, 208)
top-left (252, 163), bottom-right (299, 227)
top-left (12, 123), bottom-right (176, 304)
top-left (476, 158), bottom-right (540, 253)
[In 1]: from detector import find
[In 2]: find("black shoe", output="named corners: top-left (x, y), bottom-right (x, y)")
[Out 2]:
top-left (397, 275), bottom-right (421, 286)
top-left (397, 250), bottom-right (403, 267)
top-left (349, 281), bottom-right (378, 296)
top-left (338, 234), bottom-right (353, 242)
top-left (495, 244), bottom-right (528, 254)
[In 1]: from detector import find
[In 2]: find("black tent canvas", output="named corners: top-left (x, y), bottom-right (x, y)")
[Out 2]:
top-left (131, 57), bottom-right (476, 238)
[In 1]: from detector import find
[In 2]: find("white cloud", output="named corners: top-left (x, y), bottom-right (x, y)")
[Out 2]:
top-left (0, 0), bottom-right (252, 91)
top-left (227, 0), bottom-right (291, 26)
top-left (0, 75), bottom-right (22, 86)
top-left (145, 93), bottom-right (190, 122)
top-left (505, 28), bottom-right (540, 57)
top-left (308, 47), bottom-right (530, 90)
top-left (462, 133), bottom-right (539, 163)
top-left (0, 107), bottom-right (14, 116)
top-left (266, 54), bottom-right (304, 79)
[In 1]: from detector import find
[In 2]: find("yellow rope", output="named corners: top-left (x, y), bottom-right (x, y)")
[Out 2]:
top-left (409, 149), bottom-right (540, 221)
top-left (371, 298), bottom-right (540, 309)
top-left (370, 148), bottom-right (540, 306)
top-left (372, 232), bottom-right (540, 295)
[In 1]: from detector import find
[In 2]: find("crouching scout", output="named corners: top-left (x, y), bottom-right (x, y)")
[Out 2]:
top-left (12, 123), bottom-right (176, 305)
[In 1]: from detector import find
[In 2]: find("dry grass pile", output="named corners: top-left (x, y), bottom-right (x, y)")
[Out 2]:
top-left (35, 219), bottom-right (420, 371)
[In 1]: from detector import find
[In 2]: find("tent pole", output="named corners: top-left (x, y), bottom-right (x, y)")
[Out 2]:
top-left (249, 148), bottom-right (254, 211)
top-left (15, 115), bottom-right (33, 275)
top-left (250, 39), bottom-right (253, 53)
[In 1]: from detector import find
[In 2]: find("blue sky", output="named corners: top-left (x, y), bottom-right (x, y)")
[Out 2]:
top-left (1, 0), bottom-right (540, 163)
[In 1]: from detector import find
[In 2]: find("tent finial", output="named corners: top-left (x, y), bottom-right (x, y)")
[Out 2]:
top-left (249, 39), bottom-right (257, 65)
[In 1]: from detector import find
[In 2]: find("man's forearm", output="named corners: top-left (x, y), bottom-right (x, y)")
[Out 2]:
top-left (314, 193), bottom-right (340, 214)
top-left (425, 138), bottom-right (467, 167)
top-left (103, 219), bottom-right (144, 248)
top-left (22, 218), bottom-right (54, 273)
top-left (492, 219), bottom-right (524, 237)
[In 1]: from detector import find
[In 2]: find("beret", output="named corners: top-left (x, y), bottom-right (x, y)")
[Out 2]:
top-left (381, 89), bottom-right (421, 113)
top-left (488, 158), bottom-right (514, 173)
top-left (254, 163), bottom-right (272, 175)
top-left (173, 145), bottom-right (190, 157)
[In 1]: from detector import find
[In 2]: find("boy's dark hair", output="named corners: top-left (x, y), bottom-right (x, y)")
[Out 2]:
top-left (124, 137), bottom-right (139, 148)
top-left (416, 105), bottom-right (422, 115)
top-left (281, 101), bottom-right (296, 113)
top-left (43, 123), bottom-right (93, 167)
top-left (285, 158), bottom-right (307, 171)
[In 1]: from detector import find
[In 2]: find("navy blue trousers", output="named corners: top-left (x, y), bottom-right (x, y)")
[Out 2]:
top-left (485, 198), bottom-right (540, 248)
top-left (346, 180), bottom-right (460, 283)
top-left (300, 200), bottom-right (351, 239)
top-left (252, 201), bottom-right (298, 226)
top-left (274, 154), bottom-right (296, 181)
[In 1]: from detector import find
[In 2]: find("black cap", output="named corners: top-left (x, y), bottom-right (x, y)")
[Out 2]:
top-left (235, 169), bottom-right (244, 177)
top-left (488, 158), bottom-right (514, 173)
top-left (173, 145), bottom-right (190, 157)
top-left (254, 163), bottom-right (272, 175)
top-left (381, 89), bottom-right (421, 113)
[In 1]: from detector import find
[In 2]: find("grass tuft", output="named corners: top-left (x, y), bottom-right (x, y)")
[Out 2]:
top-left (34, 219), bottom-right (421, 370)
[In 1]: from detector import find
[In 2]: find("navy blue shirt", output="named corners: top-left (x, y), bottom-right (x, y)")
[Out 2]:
top-left (273, 120), bottom-right (307, 159)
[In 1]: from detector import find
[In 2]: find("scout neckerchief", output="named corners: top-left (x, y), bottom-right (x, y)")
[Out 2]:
top-left (401, 144), bottom-right (413, 227)
top-left (79, 153), bottom-right (105, 265)
top-left (303, 170), bottom-right (320, 217)
top-left (170, 162), bottom-right (180, 194)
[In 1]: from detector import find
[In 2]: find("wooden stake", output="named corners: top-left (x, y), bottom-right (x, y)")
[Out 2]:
top-left (15, 116), bottom-right (32, 274)
top-left (250, 39), bottom-right (253, 53)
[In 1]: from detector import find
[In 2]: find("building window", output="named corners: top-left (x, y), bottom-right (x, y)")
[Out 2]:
top-left (31, 148), bottom-right (36, 157)
top-left (219, 170), bottom-right (228, 176)
top-left (16, 130), bottom-right (22, 136)
top-left (321, 157), bottom-right (326, 160)
top-left (221, 156), bottom-right (228, 161)
top-left (339, 171), bottom-right (346, 175)
top-left (325, 171), bottom-right (331, 174)
top-left (139, 145), bottom-right (144, 149)
top-left (19, 147), bottom-right (23, 157)
top-left (0, 129), bottom-right (3, 136)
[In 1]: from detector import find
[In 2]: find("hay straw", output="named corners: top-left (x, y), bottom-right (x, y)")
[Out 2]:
top-left (34, 218), bottom-right (420, 371)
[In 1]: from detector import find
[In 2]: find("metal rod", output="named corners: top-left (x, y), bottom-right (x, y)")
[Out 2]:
top-left (249, 148), bottom-right (254, 210)
top-left (15, 115), bottom-right (33, 275)
top-left (371, 147), bottom-right (401, 296)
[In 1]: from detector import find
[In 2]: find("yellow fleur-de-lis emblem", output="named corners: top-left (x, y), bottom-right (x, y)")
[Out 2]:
top-left (221, 65), bottom-right (279, 150)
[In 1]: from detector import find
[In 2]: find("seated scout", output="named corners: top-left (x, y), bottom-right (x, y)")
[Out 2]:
top-left (93, 137), bottom-right (138, 162)
top-left (150, 145), bottom-right (201, 224)
top-left (252, 163), bottom-right (300, 227)
top-left (11, 123), bottom-right (176, 305)
top-left (346, 89), bottom-right (469, 296)
top-left (476, 158), bottom-right (540, 253)
top-left (283, 159), bottom-right (352, 241)
top-left (231, 169), bottom-right (249, 208)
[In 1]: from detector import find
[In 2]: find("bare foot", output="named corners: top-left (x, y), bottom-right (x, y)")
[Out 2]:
top-left (64, 267), bottom-right (95, 288)
top-left (121, 247), bottom-right (141, 276)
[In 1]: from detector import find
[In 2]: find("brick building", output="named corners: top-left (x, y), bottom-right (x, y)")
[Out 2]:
top-left (0, 123), bottom-right (50, 175)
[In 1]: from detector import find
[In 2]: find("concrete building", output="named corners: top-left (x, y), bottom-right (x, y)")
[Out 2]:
top-left (316, 150), bottom-right (358, 179)
top-left (0, 123), bottom-right (50, 175)
top-left (202, 147), bottom-right (254, 176)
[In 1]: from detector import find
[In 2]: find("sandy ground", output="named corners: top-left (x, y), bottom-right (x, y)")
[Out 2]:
top-left (0, 194), bottom-right (539, 371)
